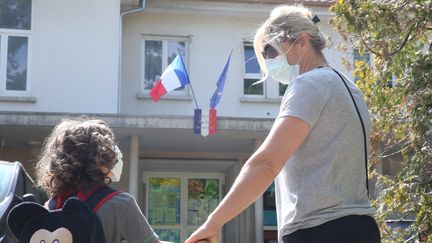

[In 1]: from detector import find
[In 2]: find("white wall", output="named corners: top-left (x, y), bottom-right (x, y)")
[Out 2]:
top-left (121, 4), bottom-right (353, 118)
top-left (1, 0), bottom-right (121, 113)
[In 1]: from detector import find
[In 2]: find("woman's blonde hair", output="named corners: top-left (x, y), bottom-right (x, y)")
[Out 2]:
top-left (253, 5), bottom-right (328, 79)
top-left (36, 118), bottom-right (117, 197)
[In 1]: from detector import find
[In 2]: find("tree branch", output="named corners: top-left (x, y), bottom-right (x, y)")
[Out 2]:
top-left (355, 23), bottom-right (416, 58)
top-left (356, 34), bottom-right (382, 56)
top-left (388, 25), bottom-right (415, 57)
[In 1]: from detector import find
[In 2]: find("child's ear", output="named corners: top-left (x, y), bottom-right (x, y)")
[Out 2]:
top-left (7, 202), bottom-right (49, 239)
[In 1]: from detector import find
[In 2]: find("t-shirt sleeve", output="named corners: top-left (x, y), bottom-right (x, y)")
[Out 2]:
top-left (120, 196), bottom-right (159, 243)
top-left (278, 77), bottom-right (329, 128)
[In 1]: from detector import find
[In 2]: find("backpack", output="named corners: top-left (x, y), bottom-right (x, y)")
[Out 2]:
top-left (7, 186), bottom-right (119, 243)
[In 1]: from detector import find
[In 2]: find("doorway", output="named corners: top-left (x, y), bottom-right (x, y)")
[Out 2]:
top-left (143, 172), bottom-right (225, 243)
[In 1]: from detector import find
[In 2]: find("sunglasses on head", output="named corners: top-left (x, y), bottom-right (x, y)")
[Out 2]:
top-left (261, 43), bottom-right (280, 60)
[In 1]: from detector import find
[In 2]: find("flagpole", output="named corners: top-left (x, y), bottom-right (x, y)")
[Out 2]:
top-left (178, 49), bottom-right (199, 109)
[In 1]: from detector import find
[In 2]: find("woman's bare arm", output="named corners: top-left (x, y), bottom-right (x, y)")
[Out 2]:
top-left (186, 116), bottom-right (310, 243)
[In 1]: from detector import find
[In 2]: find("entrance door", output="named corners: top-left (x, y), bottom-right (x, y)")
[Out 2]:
top-left (143, 172), bottom-right (224, 243)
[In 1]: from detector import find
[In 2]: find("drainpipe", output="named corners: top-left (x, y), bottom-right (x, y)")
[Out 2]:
top-left (117, 0), bottom-right (146, 114)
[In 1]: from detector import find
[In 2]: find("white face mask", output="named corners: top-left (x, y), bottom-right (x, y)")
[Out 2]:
top-left (265, 55), bottom-right (299, 85)
top-left (111, 145), bottom-right (123, 182)
top-left (264, 39), bottom-right (304, 85)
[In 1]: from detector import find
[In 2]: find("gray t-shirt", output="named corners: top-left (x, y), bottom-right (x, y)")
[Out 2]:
top-left (275, 67), bottom-right (375, 242)
top-left (97, 192), bottom-right (158, 243)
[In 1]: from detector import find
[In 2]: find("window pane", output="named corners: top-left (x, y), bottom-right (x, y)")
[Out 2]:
top-left (168, 41), bottom-right (185, 64)
top-left (188, 179), bottom-right (219, 226)
top-left (6, 36), bottom-right (28, 91)
top-left (244, 45), bottom-right (260, 74)
top-left (279, 83), bottom-right (288, 96)
top-left (354, 49), bottom-right (370, 64)
top-left (168, 41), bottom-right (186, 91)
top-left (144, 40), bottom-right (162, 90)
top-left (154, 229), bottom-right (180, 243)
top-left (148, 178), bottom-right (181, 225)
top-left (244, 78), bottom-right (263, 95)
top-left (263, 183), bottom-right (277, 226)
top-left (0, 0), bottom-right (32, 30)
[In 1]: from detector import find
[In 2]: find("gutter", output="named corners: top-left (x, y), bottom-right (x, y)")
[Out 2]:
top-left (117, 0), bottom-right (147, 114)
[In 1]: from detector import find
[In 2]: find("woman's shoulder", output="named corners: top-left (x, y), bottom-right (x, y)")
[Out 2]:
top-left (298, 67), bottom-right (338, 83)
top-left (292, 67), bottom-right (344, 95)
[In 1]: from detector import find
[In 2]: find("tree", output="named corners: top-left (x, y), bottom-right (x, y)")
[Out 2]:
top-left (330, 0), bottom-right (431, 242)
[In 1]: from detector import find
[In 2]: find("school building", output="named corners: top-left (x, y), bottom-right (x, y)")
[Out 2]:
top-left (0, 0), bottom-right (400, 242)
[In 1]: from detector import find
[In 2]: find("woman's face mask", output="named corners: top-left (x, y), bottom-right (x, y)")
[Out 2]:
top-left (111, 145), bottom-right (123, 182)
top-left (264, 54), bottom-right (299, 85)
top-left (263, 39), bottom-right (302, 85)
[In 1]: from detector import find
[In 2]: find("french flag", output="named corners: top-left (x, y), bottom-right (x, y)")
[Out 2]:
top-left (194, 109), bottom-right (217, 137)
top-left (149, 55), bottom-right (189, 101)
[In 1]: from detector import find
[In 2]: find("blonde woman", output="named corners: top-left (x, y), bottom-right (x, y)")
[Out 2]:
top-left (186, 5), bottom-right (380, 243)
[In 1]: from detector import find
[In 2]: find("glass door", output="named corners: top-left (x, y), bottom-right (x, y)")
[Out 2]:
top-left (143, 172), bottom-right (224, 243)
top-left (148, 177), bottom-right (181, 241)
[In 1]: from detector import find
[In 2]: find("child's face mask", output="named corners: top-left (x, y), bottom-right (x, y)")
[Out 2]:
top-left (111, 145), bottom-right (123, 182)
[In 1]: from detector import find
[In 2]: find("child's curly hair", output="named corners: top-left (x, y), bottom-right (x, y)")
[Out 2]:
top-left (36, 118), bottom-right (117, 197)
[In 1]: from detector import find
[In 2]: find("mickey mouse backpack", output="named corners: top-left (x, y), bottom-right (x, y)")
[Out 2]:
top-left (7, 186), bottom-right (119, 243)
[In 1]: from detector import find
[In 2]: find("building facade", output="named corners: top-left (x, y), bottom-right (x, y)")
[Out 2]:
top-left (0, 0), bottom-right (386, 242)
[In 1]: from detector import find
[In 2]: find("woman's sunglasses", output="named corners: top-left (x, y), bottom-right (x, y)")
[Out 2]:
top-left (261, 44), bottom-right (280, 60)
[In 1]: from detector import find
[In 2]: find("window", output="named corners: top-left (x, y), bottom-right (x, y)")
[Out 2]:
top-left (263, 183), bottom-right (278, 242)
top-left (353, 48), bottom-right (370, 82)
top-left (263, 182), bottom-right (277, 226)
top-left (0, 0), bottom-right (32, 95)
top-left (279, 83), bottom-right (288, 96)
top-left (142, 37), bottom-right (189, 96)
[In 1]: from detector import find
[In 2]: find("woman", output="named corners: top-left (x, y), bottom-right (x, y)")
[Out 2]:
top-left (36, 118), bottom-right (168, 243)
top-left (186, 5), bottom-right (380, 243)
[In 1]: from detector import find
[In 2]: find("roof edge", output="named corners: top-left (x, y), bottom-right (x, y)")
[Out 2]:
top-left (203, 0), bottom-right (336, 7)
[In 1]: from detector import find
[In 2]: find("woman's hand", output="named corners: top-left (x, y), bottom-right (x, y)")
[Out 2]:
top-left (185, 220), bottom-right (221, 243)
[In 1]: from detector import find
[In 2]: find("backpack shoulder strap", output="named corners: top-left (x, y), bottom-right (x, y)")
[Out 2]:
top-left (47, 186), bottom-right (120, 212)
top-left (85, 186), bottom-right (121, 213)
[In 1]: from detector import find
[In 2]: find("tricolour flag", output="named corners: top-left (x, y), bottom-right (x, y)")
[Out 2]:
top-left (150, 55), bottom-right (189, 101)
top-left (194, 108), bottom-right (216, 137)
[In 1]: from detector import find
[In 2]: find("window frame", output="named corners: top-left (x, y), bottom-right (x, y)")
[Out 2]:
top-left (0, 0), bottom-right (33, 97)
top-left (141, 35), bottom-right (190, 97)
top-left (0, 31), bottom-right (32, 96)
